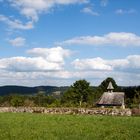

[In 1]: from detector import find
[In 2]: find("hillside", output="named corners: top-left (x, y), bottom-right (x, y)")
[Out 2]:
top-left (0, 85), bottom-right (69, 96)
top-left (0, 85), bottom-right (139, 100)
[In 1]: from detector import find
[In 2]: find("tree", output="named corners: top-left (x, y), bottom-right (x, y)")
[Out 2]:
top-left (99, 77), bottom-right (119, 92)
top-left (132, 90), bottom-right (140, 108)
top-left (35, 90), bottom-right (46, 106)
top-left (0, 96), bottom-right (3, 106)
top-left (62, 79), bottom-right (93, 106)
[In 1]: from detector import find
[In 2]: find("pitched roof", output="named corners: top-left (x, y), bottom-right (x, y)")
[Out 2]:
top-left (97, 92), bottom-right (125, 106)
top-left (107, 81), bottom-right (114, 90)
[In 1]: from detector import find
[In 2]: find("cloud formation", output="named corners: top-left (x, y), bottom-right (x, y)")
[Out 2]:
top-left (27, 46), bottom-right (71, 63)
top-left (9, 37), bottom-right (26, 47)
top-left (81, 7), bottom-right (99, 16)
top-left (8, 0), bottom-right (89, 21)
top-left (0, 0), bottom-right (88, 30)
top-left (0, 67), bottom-right (139, 86)
top-left (0, 14), bottom-right (34, 30)
top-left (60, 32), bottom-right (140, 47)
top-left (72, 55), bottom-right (140, 72)
top-left (0, 46), bottom-right (71, 72)
top-left (0, 45), bottom-right (139, 86)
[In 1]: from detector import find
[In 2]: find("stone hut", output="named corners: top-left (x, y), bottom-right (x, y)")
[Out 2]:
top-left (97, 82), bottom-right (125, 108)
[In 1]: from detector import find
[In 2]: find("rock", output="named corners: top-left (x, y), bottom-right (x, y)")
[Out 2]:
top-left (0, 107), bottom-right (132, 116)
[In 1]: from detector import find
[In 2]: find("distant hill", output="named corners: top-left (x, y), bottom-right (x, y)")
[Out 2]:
top-left (0, 85), bottom-right (69, 96)
top-left (0, 85), bottom-right (139, 99)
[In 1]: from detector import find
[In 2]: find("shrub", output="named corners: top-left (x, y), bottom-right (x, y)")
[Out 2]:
top-left (10, 96), bottom-right (24, 107)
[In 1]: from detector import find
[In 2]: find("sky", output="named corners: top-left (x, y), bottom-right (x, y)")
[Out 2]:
top-left (0, 0), bottom-right (140, 87)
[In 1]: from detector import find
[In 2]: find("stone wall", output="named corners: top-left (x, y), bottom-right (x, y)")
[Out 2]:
top-left (0, 107), bottom-right (132, 116)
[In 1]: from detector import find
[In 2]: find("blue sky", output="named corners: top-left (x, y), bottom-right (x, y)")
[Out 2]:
top-left (0, 0), bottom-right (140, 86)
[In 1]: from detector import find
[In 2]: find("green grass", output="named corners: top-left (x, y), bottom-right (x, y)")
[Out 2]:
top-left (0, 113), bottom-right (140, 140)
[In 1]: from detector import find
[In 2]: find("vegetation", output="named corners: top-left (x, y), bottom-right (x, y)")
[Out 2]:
top-left (98, 77), bottom-right (120, 92)
top-left (61, 79), bottom-right (94, 107)
top-left (0, 77), bottom-right (139, 108)
top-left (0, 113), bottom-right (139, 140)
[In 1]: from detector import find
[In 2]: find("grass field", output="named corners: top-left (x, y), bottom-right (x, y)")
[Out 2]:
top-left (0, 113), bottom-right (140, 140)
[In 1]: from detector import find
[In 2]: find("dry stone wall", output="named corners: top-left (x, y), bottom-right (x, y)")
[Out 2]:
top-left (0, 107), bottom-right (132, 116)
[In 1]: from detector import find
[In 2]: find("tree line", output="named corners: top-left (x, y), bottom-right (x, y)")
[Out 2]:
top-left (0, 77), bottom-right (139, 108)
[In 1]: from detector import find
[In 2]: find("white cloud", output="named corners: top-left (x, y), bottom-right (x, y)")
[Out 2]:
top-left (0, 68), bottom-right (139, 86)
top-left (60, 32), bottom-right (140, 47)
top-left (0, 57), bottom-right (63, 71)
top-left (72, 55), bottom-right (140, 72)
top-left (0, 69), bottom-right (74, 86)
top-left (100, 0), bottom-right (108, 7)
top-left (81, 7), bottom-right (99, 16)
top-left (0, 47), bottom-right (71, 72)
top-left (27, 46), bottom-right (71, 63)
top-left (9, 37), bottom-right (26, 47)
top-left (72, 57), bottom-right (112, 70)
top-left (0, 53), bottom-right (140, 86)
top-left (75, 70), bottom-right (140, 86)
top-left (115, 9), bottom-right (137, 15)
top-left (0, 0), bottom-right (88, 30)
top-left (126, 55), bottom-right (140, 69)
top-left (8, 0), bottom-right (89, 22)
top-left (0, 14), bottom-right (34, 30)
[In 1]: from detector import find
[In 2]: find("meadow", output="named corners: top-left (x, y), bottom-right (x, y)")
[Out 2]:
top-left (0, 113), bottom-right (140, 140)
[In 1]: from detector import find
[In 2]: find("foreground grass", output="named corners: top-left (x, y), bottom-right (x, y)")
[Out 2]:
top-left (0, 113), bottom-right (140, 140)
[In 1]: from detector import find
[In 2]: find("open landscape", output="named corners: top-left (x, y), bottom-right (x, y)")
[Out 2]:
top-left (0, 113), bottom-right (140, 140)
top-left (0, 0), bottom-right (140, 140)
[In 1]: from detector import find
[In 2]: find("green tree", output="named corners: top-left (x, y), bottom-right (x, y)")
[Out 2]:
top-left (99, 77), bottom-right (119, 92)
top-left (10, 96), bottom-right (24, 107)
top-left (35, 90), bottom-right (46, 106)
top-left (132, 90), bottom-right (140, 108)
top-left (34, 90), bottom-right (57, 107)
top-left (62, 79), bottom-right (93, 106)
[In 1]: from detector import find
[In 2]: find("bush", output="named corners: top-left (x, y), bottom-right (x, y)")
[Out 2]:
top-left (10, 96), bottom-right (24, 107)
top-left (24, 99), bottom-right (36, 107)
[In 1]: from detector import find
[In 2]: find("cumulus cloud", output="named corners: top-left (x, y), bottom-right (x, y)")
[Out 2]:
top-left (115, 9), bottom-right (137, 15)
top-left (0, 53), bottom-right (140, 86)
top-left (0, 47), bottom-right (71, 72)
top-left (72, 55), bottom-right (140, 72)
top-left (81, 7), bottom-right (99, 16)
top-left (72, 57), bottom-right (112, 70)
top-left (60, 32), bottom-right (140, 47)
top-left (0, 57), bottom-right (63, 71)
top-left (0, 14), bottom-right (34, 30)
top-left (0, 69), bottom-right (73, 86)
top-left (27, 46), bottom-right (71, 63)
top-left (0, 68), bottom-right (139, 86)
top-left (9, 37), bottom-right (26, 47)
top-left (8, 0), bottom-right (89, 22)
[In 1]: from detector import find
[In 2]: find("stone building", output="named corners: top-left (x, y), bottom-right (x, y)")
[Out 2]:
top-left (97, 82), bottom-right (125, 108)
